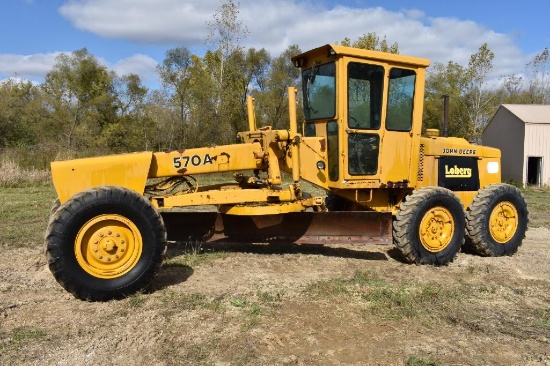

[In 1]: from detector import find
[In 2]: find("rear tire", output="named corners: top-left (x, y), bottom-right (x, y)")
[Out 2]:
top-left (465, 183), bottom-right (528, 256)
top-left (393, 187), bottom-right (465, 265)
top-left (45, 186), bottom-right (166, 301)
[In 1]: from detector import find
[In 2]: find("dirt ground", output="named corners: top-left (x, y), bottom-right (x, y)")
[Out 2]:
top-left (1, 226), bottom-right (549, 365)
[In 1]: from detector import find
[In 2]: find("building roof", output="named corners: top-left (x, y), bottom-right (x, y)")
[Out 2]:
top-left (501, 104), bottom-right (550, 124)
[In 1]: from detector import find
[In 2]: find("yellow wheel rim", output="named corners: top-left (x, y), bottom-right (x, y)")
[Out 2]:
top-left (489, 201), bottom-right (518, 244)
top-left (419, 207), bottom-right (455, 253)
top-left (75, 214), bottom-right (142, 279)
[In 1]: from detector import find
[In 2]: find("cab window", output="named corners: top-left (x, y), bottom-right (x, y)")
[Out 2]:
top-left (347, 62), bottom-right (384, 130)
top-left (326, 121), bottom-right (339, 181)
top-left (386, 68), bottom-right (416, 131)
top-left (302, 62), bottom-right (336, 120)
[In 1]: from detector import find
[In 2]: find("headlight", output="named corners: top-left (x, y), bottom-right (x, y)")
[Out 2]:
top-left (487, 162), bottom-right (499, 174)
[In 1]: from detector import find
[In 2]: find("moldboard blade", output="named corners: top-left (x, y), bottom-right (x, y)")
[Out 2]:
top-left (161, 211), bottom-right (392, 245)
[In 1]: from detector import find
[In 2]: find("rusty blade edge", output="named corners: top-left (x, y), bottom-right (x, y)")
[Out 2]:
top-left (161, 211), bottom-right (393, 245)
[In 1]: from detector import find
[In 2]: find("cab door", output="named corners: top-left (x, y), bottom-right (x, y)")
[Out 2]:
top-left (345, 62), bottom-right (417, 185)
top-left (378, 67), bottom-right (417, 185)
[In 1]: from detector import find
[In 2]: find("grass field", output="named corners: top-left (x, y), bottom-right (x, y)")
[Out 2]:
top-left (0, 180), bottom-right (549, 365)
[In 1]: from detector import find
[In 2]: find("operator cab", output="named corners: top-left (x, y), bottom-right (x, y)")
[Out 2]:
top-left (292, 45), bottom-right (430, 189)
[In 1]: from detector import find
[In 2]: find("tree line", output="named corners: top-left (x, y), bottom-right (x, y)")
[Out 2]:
top-left (1, 1), bottom-right (549, 168)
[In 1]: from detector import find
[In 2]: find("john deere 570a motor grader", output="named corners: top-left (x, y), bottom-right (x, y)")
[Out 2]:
top-left (46, 44), bottom-right (528, 301)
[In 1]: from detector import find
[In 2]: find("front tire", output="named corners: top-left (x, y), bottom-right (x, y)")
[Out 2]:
top-left (393, 187), bottom-right (465, 265)
top-left (465, 183), bottom-right (528, 256)
top-left (45, 186), bottom-right (166, 301)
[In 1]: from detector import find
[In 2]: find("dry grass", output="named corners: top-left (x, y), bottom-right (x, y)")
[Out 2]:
top-left (0, 159), bottom-right (50, 187)
top-left (523, 186), bottom-right (550, 228)
top-left (1, 184), bottom-right (549, 364)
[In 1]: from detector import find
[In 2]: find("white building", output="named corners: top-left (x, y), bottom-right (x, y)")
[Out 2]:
top-left (483, 104), bottom-right (550, 187)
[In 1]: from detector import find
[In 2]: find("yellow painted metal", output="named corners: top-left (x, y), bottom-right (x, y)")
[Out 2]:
top-left (419, 206), bottom-right (454, 253)
top-left (151, 185), bottom-right (299, 209)
top-left (288, 87), bottom-right (301, 183)
top-left (420, 135), bottom-right (500, 160)
top-left (74, 214), bottom-right (142, 279)
top-left (291, 43), bottom-right (503, 215)
top-left (291, 44), bottom-right (430, 189)
top-left (453, 191), bottom-right (477, 210)
top-left (149, 142), bottom-right (264, 177)
top-left (489, 201), bottom-right (519, 244)
top-left (265, 142), bottom-right (282, 186)
top-left (51, 152), bottom-right (153, 204)
top-left (50, 43), bottom-right (509, 223)
top-left (218, 200), bottom-right (311, 215)
top-left (291, 44), bottom-right (430, 69)
top-left (236, 128), bottom-right (285, 185)
top-left (331, 188), bottom-right (409, 214)
top-left (295, 137), bottom-right (329, 189)
top-left (247, 96), bottom-right (257, 131)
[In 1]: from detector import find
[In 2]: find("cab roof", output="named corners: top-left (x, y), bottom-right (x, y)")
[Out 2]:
top-left (291, 44), bottom-right (431, 69)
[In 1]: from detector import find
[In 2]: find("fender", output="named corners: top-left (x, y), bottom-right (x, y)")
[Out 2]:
top-left (51, 152), bottom-right (153, 204)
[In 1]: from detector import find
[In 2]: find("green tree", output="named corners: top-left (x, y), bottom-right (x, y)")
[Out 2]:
top-left (105, 73), bottom-right (151, 152)
top-left (254, 45), bottom-right (302, 129)
top-left (205, 0), bottom-right (249, 120)
top-left (0, 79), bottom-right (66, 167)
top-left (42, 48), bottom-right (118, 152)
top-left (0, 79), bottom-right (40, 148)
top-left (424, 61), bottom-right (470, 137)
top-left (526, 47), bottom-right (550, 104)
top-left (115, 73), bottom-right (148, 117)
top-left (219, 47), bottom-right (272, 133)
top-left (464, 43), bottom-right (495, 141)
top-left (157, 47), bottom-right (193, 148)
top-left (340, 33), bottom-right (399, 53)
top-left (424, 44), bottom-right (496, 142)
top-left (143, 89), bottom-right (179, 151)
top-left (496, 74), bottom-right (528, 104)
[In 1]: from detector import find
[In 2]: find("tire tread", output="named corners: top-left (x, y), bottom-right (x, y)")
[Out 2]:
top-left (45, 186), bottom-right (166, 301)
top-left (465, 183), bottom-right (528, 257)
top-left (393, 187), bottom-right (465, 265)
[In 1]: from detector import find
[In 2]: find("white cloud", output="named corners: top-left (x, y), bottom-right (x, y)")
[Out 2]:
top-left (59, 0), bottom-right (215, 44)
top-left (58, 0), bottom-right (528, 78)
top-left (111, 54), bottom-right (159, 85)
top-left (0, 51), bottom-right (159, 87)
top-left (0, 53), bottom-right (60, 80)
top-left (0, 1), bottom-right (530, 86)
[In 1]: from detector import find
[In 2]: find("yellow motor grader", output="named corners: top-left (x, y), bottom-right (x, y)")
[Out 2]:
top-left (46, 44), bottom-right (528, 301)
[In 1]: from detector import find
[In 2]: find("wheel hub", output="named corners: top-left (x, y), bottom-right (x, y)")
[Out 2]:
top-left (75, 214), bottom-right (142, 279)
top-left (489, 201), bottom-right (518, 244)
top-left (419, 207), bottom-right (454, 253)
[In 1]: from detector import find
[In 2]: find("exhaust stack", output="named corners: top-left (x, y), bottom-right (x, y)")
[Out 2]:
top-left (442, 94), bottom-right (449, 137)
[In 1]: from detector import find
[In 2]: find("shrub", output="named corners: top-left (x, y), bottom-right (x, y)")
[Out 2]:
top-left (0, 159), bottom-right (50, 187)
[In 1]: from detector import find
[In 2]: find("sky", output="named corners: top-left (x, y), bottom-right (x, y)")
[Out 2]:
top-left (0, 0), bottom-right (548, 89)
